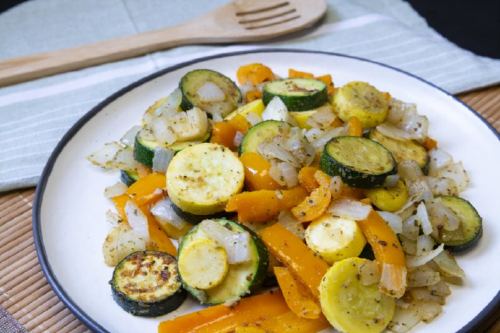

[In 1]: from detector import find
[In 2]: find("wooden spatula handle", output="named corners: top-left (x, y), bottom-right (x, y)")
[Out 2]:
top-left (0, 25), bottom-right (203, 87)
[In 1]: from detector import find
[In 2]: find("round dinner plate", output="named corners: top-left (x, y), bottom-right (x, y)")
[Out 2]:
top-left (33, 49), bottom-right (499, 333)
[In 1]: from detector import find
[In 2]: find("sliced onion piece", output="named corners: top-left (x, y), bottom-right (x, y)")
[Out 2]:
top-left (106, 209), bottom-right (123, 226)
top-left (384, 174), bottom-right (400, 187)
top-left (245, 111), bottom-right (261, 126)
top-left (102, 224), bottom-right (147, 266)
top-left (409, 288), bottom-right (443, 304)
top-left (306, 104), bottom-right (336, 129)
top-left (197, 82), bottom-right (225, 102)
top-left (376, 123), bottom-right (419, 140)
top-left (157, 88), bottom-right (182, 116)
top-left (87, 142), bottom-right (124, 168)
top-left (432, 250), bottom-right (465, 279)
top-left (406, 244), bottom-right (444, 268)
top-left (386, 304), bottom-right (422, 333)
top-left (416, 202), bottom-right (432, 235)
top-left (436, 161), bottom-right (469, 192)
top-left (427, 200), bottom-right (460, 232)
top-left (152, 147), bottom-right (174, 173)
top-left (378, 211), bottom-right (403, 234)
top-left (398, 160), bottom-right (424, 181)
top-left (269, 160), bottom-right (286, 186)
top-left (402, 216), bottom-right (419, 240)
top-left (258, 142), bottom-right (298, 167)
top-left (125, 200), bottom-right (149, 239)
top-left (262, 96), bottom-right (289, 122)
top-left (152, 117), bottom-right (177, 145)
top-left (120, 125), bottom-right (141, 147)
top-left (199, 219), bottom-right (251, 264)
top-left (425, 176), bottom-right (458, 196)
top-left (104, 182), bottom-right (128, 198)
top-left (278, 162), bottom-right (298, 188)
top-left (151, 198), bottom-right (188, 230)
top-left (428, 148), bottom-right (453, 176)
top-left (407, 265), bottom-right (441, 287)
top-left (416, 301), bottom-right (442, 323)
top-left (277, 210), bottom-right (305, 239)
top-left (329, 198), bottom-right (371, 220)
top-left (329, 176), bottom-right (343, 199)
top-left (400, 235), bottom-right (417, 255)
top-left (416, 235), bottom-right (435, 256)
top-left (310, 127), bottom-right (345, 150)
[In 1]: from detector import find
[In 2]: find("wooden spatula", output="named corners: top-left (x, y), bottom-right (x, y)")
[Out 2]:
top-left (0, 0), bottom-right (326, 87)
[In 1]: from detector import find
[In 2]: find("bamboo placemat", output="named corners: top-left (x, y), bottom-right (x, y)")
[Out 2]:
top-left (0, 86), bottom-right (498, 333)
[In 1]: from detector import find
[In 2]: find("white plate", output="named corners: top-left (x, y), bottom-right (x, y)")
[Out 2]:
top-left (33, 49), bottom-right (500, 333)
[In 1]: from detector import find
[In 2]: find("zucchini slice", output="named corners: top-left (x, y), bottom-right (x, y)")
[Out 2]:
top-left (305, 215), bottom-right (366, 264)
top-left (178, 219), bottom-right (268, 304)
top-left (179, 69), bottom-right (242, 117)
top-left (120, 169), bottom-right (139, 186)
top-left (263, 78), bottom-right (328, 111)
top-left (166, 143), bottom-right (244, 215)
top-left (239, 120), bottom-right (289, 154)
top-left (432, 196), bottom-right (482, 252)
top-left (365, 180), bottom-right (409, 212)
top-left (320, 136), bottom-right (397, 188)
top-left (171, 203), bottom-right (231, 224)
top-left (320, 257), bottom-right (395, 333)
top-left (110, 251), bottom-right (186, 317)
top-left (369, 129), bottom-right (428, 169)
top-left (133, 129), bottom-right (210, 167)
top-left (332, 81), bottom-right (389, 128)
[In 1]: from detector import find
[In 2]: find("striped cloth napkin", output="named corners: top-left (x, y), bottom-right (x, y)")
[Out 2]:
top-left (0, 0), bottom-right (499, 192)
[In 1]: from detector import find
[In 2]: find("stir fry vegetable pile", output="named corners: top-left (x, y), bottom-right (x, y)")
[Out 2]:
top-left (88, 63), bottom-right (482, 333)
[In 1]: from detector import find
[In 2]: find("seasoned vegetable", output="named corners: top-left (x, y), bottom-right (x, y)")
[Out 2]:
top-left (178, 219), bottom-right (268, 304)
top-left (431, 196), bottom-right (482, 251)
top-left (239, 120), bottom-right (289, 154)
top-left (240, 152), bottom-right (282, 190)
top-left (244, 311), bottom-right (330, 333)
top-left (260, 223), bottom-right (329, 298)
top-left (263, 78), bottom-right (328, 111)
top-left (305, 215), bottom-right (366, 264)
top-left (226, 187), bottom-right (307, 223)
top-left (167, 143), bottom-right (244, 215)
top-left (158, 291), bottom-right (288, 333)
top-left (291, 185), bottom-right (331, 222)
top-left (237, 63), bottom-right (275, 85)
top-left (178, 238), bottom-right (229, 290)
top-left (179, 69), bottom-right (242, 117)
top-left (365, 180), bottom-right (409, 212)
top-left (274, 266), bottom-right (321, 319)
top-left (111, 251), bottom-right (186, 317)
top-left (370, 129), bottom-right (428, 169)
top-left (320, 257), bottom-right (396, 333)
top-left (225, 99), bottom-right (265, 120)
top-left (333, 81), bottom-right (390, 128)
top-left (358, 210), bottom-right (407, 297)
top-left (320, 136), bottom-right (397, 188)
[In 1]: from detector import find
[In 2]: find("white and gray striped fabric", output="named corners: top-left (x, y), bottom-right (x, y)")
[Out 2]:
top-left (1, 0), bottom-right (499, 192)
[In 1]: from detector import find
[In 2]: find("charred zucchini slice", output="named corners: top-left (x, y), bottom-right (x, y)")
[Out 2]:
top-left (178, 219), bottom-right (268, 305)
top-left (239, 120), bottom-right (289, 154)
top-left (432, 196), bottom-right (482, 252)
top-left (320, 136), bottom-right (397, 188)
top-left (263, 78), bottom-right (328, 111)
top-left (111, 251), bottom-right (186, 317)
top-left (179, 69), bottom-right (242, 117)
top-left (369, 129), bottom-right (428, 169)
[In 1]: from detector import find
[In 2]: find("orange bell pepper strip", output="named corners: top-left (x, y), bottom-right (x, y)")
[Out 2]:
top-left (291, 185), bottom-right (331, 222)
top-left (358, 210), bottom-right (407, 297)
top-left (235, 327), bottom-right (265, 333)
top-left (274, 266), bottom-right (321, 319)
top-left (240, 152), bottom-right (281, 190)
top-left (347, 116), bottom-right (363, 136)
top-left (331, 117), bottom-right (344, 128)
top-left (226, 187), bottom-right (307, 223)
top-left (157, 291), bottom-right (289, 333)
top-left (423, 136), bottom-right (438, 150)
top-left (211, 121), bottom-right (237, 149)
top-left (246, 90), bottom-right (262, 102)
top-left (297, 166), bottom-right (320, 192)
top-left (146, 211), bottom-right (177, 256)
top-left (237, 63), bottom-right (275, 85)
top-left (227, 114), bottom-right (250, 134)
top-left (111, 194), bottom-right (129, 221)
top-left (315, 74), bottom-right (334, 95)
top-left (126, 172), bottom-right (166, 206)
top-left (246, 311), bottom-right (330, 333)
top-left (260, 223), bottom-right (329, 298)
top-left (288, 69), bottom-right (314, 79)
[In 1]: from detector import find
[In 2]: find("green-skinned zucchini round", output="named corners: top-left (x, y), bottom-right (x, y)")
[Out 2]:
top-left (133, 129), bottom-right (210, 167)
top-left (179, 69), bottom-right (242, 117)
top-left (110, 251), bottom-right (186, 317)
top-left (239, 120), bottom-right (289, 155)
top-left (178, 219), bottom-right (268, 305)
top-left (171, 203), bottom-right (232, 224)
top-left (120, 170), bottom-right (139, 186)
top-left (262, 78), bottom-right (328, 111)
top-left (431, 196), bottom-right (482, 252)
top-left (320, 136), bottom-right (397, 188)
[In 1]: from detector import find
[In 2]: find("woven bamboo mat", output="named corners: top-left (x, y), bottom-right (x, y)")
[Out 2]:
top-left (0, 86), bottom-right (498, 333)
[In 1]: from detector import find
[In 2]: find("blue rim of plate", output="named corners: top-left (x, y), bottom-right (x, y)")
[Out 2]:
top-left (32, 48), bottom-right (499, 333)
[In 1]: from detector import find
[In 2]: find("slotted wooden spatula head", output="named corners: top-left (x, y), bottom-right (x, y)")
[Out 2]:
top-left (0, 0), bottom-right (327, 87)
top-left (199, 0), bottom-right (327, 41)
